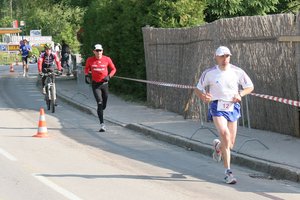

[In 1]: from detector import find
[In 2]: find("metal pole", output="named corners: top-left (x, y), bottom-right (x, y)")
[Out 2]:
top-left (240, 97), bottom-right (245, 127)
top-left (189, 100), bottom-right (218, 139)
top-left (245, 95), bottom-right (251, 129)
top-left (20, 21), bottom-right (25, 40)
top-left (10, 0), bottom-right (13, 19)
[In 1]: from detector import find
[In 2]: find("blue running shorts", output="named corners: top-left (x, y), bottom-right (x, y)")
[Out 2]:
top-left (207, 100), bottom-right (241, 122)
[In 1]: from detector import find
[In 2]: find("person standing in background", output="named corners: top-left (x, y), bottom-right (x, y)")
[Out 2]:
top-left (194, 46), bottom-right (254, 184)
top-left (84, 44), bottom-right (117, 132)
top-left (54, 43), bottom-right (61, 59)
top-left (61, 40), bottom-right (71, 75)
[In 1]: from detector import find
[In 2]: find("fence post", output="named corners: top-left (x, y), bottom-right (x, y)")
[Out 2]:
top-left (189, 100), bottom-right (218, 140)
top-left (245, 95), bottom-right (251, 129)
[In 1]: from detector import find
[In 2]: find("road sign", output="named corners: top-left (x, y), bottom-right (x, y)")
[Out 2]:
top-left (30, 30), bottom-right (41, 36)
top-left (8, 44), bottom-right (20, 51)
top-left (0, 44), bottom-right (8, 51)
top-left (20, 21), bottom-right (25, 26)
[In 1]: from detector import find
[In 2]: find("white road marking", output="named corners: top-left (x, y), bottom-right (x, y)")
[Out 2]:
top-left (33, 174), bottom-right (83, 200)
top-left (0, 148), bottom-right (17, 161)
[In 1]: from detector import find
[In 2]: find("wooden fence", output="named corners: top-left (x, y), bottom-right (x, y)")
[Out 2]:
top-left (142, 13), bottom-right (300, 137)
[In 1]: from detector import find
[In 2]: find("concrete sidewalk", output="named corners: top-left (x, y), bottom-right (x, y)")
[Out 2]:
top-left (55, 77), bottom-right (300, 183)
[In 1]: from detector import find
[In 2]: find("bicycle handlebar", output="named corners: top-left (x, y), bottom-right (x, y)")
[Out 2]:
top-left (40, 71), bottom-right (62, 77)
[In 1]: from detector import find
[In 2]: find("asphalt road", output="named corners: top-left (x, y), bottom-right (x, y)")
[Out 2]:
top-left (0, 65), bottom-right (299, 200)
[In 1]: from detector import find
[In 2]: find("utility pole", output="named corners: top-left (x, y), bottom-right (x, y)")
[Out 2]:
top-left (10, 0), bottom-right (13, 19)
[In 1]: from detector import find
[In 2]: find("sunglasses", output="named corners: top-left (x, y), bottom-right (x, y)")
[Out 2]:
top-left (95, 49), bottom-right (103, 52)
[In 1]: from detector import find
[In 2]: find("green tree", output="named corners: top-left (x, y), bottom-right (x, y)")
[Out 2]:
top-left (275, 0), bottom-right (300, 13)
top-left (82, 0), bottom-right (206, 100)
top-left (0, 16), bottom-right (12, 27)
top-left (0, 0), bottom-right (10, 19)
top-left (63, 0), bottom-right (91, 7)
top-left (25, 3), bottom-right (84, 52)
top-left (204, 0), bottom-right (300, 22)
top-left (0, 0), bottom-right (84, 52)
top-left (204, 0), bottom-right (278, 22)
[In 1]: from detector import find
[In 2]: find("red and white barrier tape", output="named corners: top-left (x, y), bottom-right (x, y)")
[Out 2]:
top-left (114, 76), bottom-right (196, 89)
top-left (250, 93), bottom-right (300, 107)
top-left (114, 76), bottom-right (300, 107)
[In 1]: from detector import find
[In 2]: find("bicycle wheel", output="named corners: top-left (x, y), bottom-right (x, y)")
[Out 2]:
top-left (50, 86), bottom-right (55, 113)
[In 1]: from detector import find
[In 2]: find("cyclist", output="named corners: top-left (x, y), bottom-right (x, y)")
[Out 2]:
top-left (38, 43), bottom-right (62, 94)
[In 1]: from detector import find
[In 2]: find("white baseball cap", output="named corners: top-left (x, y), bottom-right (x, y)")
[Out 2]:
top-left (215, 46), bottom-right (232, 56)
top-left (94, 44), bottom-right (103, 50)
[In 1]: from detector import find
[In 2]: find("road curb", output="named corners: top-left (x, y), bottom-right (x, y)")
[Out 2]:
top-left (125, 123), bottom-right (300, 183)
top-left (56, 89), bottom-right (300, 183)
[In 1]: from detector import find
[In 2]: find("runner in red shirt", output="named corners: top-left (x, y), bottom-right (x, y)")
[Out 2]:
top-left (85, 44), bottom-right (117, 132)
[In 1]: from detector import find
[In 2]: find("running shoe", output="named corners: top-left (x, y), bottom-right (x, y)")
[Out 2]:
top-left (224, 170), bottom-right (237, 184)
top-left (212, 139), bottom-right (222, 162)
top-left (99, 123), bottom-right (106, 132)
top-left (42, 87), bottom-right (46, 94)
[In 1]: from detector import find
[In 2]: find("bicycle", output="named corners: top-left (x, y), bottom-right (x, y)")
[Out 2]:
top-left (41, 69), bottom-right (61, 113)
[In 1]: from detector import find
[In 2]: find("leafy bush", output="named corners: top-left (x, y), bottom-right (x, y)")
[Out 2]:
top-left (0, 52), bottom-right (21, 65)
top-left (82, 0), bottom-right (205, 101)
top-left (30, 46), bottom-right (40, 57)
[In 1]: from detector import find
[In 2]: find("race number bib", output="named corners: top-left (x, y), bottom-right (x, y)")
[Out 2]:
top-left (217, 101), bottom-right (234, 112)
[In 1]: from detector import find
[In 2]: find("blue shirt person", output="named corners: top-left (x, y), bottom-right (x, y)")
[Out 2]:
top-left (19, 39), bottom-right (32, 77)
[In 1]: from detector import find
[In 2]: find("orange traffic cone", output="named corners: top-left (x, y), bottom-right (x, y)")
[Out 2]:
top-left (9, 64), bottom-right (14, 72)
top-left (33, 108), bottom-right (48, 138)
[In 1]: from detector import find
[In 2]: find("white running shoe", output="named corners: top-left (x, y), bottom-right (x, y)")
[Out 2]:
top-left (224, 170), bottom-right (237, 184)
top-left (212, 139), bottom-right (222, 162)
top-left (99, 123), bottom-right (106, 132)
top-left (42, 87), bottom-right (46, 94)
